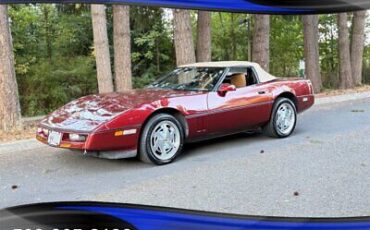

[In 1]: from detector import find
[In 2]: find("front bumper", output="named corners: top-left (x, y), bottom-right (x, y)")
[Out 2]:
top-left (36, 125), bottom-right (140, 154)
top-left (36, 134), bottom-right (86, 149)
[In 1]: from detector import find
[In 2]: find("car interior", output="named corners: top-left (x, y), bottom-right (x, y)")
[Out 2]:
top-left (222, 67), bottom-right (258, 89)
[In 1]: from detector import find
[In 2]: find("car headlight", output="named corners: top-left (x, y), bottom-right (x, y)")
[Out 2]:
top-left (42, 128), bottom-right (49, 136)
top-left (69, 133), bottom-right (86, 142)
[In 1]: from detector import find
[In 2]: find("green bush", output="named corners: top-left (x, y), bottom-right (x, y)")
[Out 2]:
top-left (18, 56), bottom-right (97, 116)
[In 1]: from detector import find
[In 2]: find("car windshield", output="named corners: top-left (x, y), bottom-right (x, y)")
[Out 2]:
top-left (148, 67), bottom-right (226, 91)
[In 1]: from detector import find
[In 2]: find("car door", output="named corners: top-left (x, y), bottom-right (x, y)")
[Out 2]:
top-left (205, 68), bottom-right (274, 136)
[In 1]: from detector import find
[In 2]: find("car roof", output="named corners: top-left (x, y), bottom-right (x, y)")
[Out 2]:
top-left (180, 61), bottom-right (277, 83)
top-left (180, 61), bottom-right (259, 68)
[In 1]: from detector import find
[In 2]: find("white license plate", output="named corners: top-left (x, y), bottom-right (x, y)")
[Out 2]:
top-left (48, 131), bottom-right (62, 146)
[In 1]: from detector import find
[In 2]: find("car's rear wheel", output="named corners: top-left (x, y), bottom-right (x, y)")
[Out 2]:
top-left (139, 113), bottom-right (184, 165)
top-left (263, 97), bottom-right (297, 138)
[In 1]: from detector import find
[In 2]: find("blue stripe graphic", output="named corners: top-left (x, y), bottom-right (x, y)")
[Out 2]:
top-left (0, 0), bottom-right (312, 14)
top-left (59, 205), bottom-right (370, 230)
top-left (4, 0), bottom-right (370, 13)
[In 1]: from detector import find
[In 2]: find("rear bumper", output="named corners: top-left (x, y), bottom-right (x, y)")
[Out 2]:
top-left (297, 94), bottom-right (315, 113)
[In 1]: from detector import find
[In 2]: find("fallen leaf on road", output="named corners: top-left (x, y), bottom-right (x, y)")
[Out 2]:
top-left (309, 140), bottom-right (323, 144)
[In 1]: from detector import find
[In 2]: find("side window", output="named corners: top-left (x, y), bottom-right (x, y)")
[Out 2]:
top-left (246, 67), bottom-right (258, 86)
top-left (224, 67), bottom-right (258, 88)
top-left (222, 67), bottom-right (246, 89)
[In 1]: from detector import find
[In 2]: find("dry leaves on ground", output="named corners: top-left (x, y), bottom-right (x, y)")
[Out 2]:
top-left (0, 125), bottom-right (36, 144)
top-left (316, 85), bottom-right (370, 98)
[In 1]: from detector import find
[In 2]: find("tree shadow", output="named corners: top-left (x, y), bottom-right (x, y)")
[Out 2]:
top-left (179, 132), bottom-right (266, 160)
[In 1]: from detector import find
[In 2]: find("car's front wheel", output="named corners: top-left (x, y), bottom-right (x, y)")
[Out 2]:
top-left (263, 97), bottom-right (297, 138)
top-left (139, 113), bottom-right (184, 165)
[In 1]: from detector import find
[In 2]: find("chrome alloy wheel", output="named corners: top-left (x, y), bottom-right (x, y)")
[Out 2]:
top-left (275, 102), bottom-right (296, 135)
top-left (150, 120), bottom-right (181, 161)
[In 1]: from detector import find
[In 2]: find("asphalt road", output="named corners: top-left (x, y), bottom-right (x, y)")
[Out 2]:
top-left (1, 98), bottom-right (370, 217)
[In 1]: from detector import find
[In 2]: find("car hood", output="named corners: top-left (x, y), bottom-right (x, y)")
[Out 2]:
top-left (40, 89), bottom-right (202, 133)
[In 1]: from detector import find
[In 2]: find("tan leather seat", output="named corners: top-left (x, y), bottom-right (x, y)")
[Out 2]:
top-left (230, 73), bottom-right (247, 88)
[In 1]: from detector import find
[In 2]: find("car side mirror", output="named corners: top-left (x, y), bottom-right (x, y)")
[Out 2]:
top-left (218, 83), bottom-right (236, 96)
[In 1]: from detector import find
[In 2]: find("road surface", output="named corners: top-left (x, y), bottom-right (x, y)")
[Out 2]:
top-left (1, 97), bottom-right (370, 217)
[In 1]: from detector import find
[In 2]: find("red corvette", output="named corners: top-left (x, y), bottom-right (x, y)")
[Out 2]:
top-left (36, 61), bottom-right (314, 165)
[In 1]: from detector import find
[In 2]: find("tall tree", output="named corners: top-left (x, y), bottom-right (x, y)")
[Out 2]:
top-left (113, 5), bottom-right (132, 91)
top-left (91, 4), bottom-right (114, 93)
top-left (230, 14), bottom-right (237, 60)
top-left (173, 9), bottom-right (195, 66)
top-left (0, 5), bottom-right (22, 131)
top-left (196, 11), bottom-right (212, 62)
top-left (337, 13), bottom-right (353, 89)
top-left (252, 14), bottom-right (270, 71)
top-left (302, 15), bottom-right (322, 93)
top-left (41, 5), bottom-right (53, 63)
top-left (351, 10), bottom-right (367, 86)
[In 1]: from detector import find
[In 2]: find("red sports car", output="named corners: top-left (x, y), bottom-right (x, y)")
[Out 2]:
top-left (36, 61), bottom-right (314, 165)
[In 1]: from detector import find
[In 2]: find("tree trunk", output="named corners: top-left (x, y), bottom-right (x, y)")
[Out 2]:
top-left (0, 5), bottom-right (22, 131)
top-left (41, 6), bottom-right (52, 63)
top-left (173, 9), bottom-right (196, 66)
top-left (350, 10), bottom-right (367, 86)
top-left (113, 5), bottom-right (132, 91)
top-left (302, 15), bottom-right (322, 93)
top-left (196, 11), bottom-right (211, 62)
top-left (91, 4), bottom-right (114, 93)
top-left (230, 13), bottom-right (236, 60)
top-left (218, 12), bottom-right (229, 60)
top-left (337, 13), bottom-right (353, 89)
top-left (252, 14), bottom-right (270, 71)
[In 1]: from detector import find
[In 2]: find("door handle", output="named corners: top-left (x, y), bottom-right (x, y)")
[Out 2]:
top-left (258, 91), bottom-right (266, 95)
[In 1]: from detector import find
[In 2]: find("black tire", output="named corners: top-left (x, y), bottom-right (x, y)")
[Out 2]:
top-left (139, 113), bottom-right (185, 165)
top-left (263, 97), bottom-right (297, 138)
